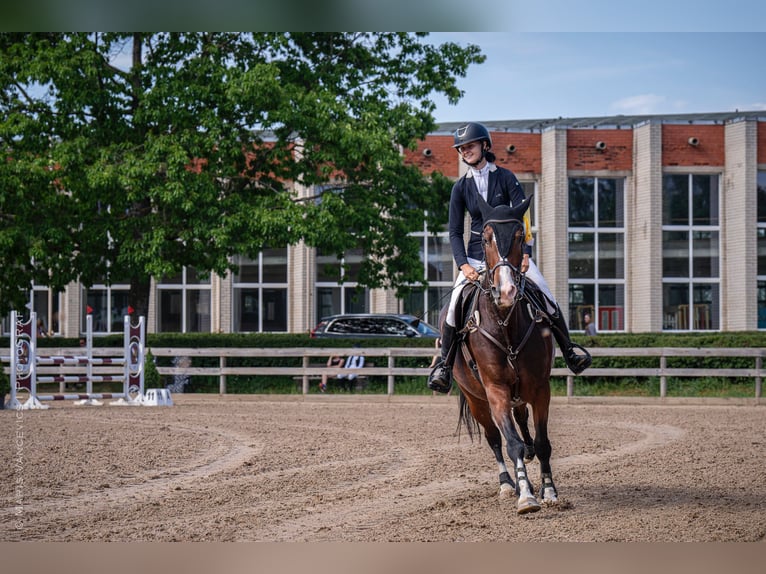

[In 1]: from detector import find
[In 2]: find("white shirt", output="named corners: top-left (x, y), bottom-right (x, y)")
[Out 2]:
top-left (470, 163), bottom-right (491, 201)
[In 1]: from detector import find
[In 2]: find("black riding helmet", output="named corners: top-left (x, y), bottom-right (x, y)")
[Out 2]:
top-left (453, 122), bottom-right (492, 149)
top-left (453, 122), bottom-right (494, 166)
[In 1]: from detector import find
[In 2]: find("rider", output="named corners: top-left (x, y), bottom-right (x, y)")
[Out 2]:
top-left (427, 122), bottom-right (592, 394)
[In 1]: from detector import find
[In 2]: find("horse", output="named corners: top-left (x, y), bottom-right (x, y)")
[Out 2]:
top-left (448, 195), bottom-right (559, 514)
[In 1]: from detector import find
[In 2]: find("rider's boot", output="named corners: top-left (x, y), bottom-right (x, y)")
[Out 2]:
top-left (548, 305), bottom-right (592, 375)
top-left (427, 323), bottom-right (458, 394)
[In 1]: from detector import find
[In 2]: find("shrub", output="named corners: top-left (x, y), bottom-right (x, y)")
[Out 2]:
top-left (144, 350), bottom-right (161, 389)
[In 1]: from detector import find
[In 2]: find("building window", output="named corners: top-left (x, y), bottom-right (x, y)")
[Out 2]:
top-left (29, 286), bottom-right (62, 336)
top-left (401, 224), bottom-right (453, 326)
top-left (568, 177), bottom-right (626, 332)
top-left (156, 267), bottom-right (211, 332)
top-left (82, 279), bottom-right (130, 334)
top-left (232, 248), bottom-right (288, 332)
top-left (758, 171), bottom-right (766, 329)
top-left (315, 247), bottom-right (368, 319)
top-left (662, 174), bottom-right (720, 330)
top-left (1, 284), bottom-right (62, 337)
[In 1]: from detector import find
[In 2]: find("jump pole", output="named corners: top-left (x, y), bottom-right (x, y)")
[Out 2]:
top-left (5, 310), bottom-right (146, 409)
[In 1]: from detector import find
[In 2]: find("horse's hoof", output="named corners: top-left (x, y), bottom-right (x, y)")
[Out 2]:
top-left (542, 488), bottom-right (559, 504)
top-left (499, 483), bottom-right (514, 499)
top-left (516, 495), bottom-right (541, 514)
top-left (540, 474), bottom-right (558, 504)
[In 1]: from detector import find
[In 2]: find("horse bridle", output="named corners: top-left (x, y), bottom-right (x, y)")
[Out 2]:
top-left (482, 217), bottom-right (526, 303)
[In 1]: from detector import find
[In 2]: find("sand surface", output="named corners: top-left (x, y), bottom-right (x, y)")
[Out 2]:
top-left (1, 394), bottom-right (765, 542)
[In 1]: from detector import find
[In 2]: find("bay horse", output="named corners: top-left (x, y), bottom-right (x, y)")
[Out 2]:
top-left (449, 195), bottom-right (558, 514)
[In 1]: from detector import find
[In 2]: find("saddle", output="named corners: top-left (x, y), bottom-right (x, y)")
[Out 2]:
top-left (455, 274), bottom-right (551, 335)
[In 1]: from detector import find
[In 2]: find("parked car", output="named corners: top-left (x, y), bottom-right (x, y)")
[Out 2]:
top-left (310, 313), bottom-right (440, 339)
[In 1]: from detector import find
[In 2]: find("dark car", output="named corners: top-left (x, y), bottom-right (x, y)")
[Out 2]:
top-left (310, 313), bottom-right (439, 339)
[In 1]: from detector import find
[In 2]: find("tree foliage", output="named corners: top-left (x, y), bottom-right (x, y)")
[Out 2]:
top-left (0, 32), bottom-right (483, 317)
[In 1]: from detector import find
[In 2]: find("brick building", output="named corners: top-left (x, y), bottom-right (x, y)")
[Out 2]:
top-left (14, 111), bottom-right (766, 337)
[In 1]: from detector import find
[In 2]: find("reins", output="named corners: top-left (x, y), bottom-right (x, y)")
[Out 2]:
top-left (474, 276), bottom-right (542, 367)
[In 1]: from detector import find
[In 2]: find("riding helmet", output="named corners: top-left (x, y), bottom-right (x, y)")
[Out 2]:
top-left (452, 122), bottom-right (492, 149)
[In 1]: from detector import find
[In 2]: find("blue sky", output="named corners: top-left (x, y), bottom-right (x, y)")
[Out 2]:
top-left (426, 32), bottom-right (766, 123)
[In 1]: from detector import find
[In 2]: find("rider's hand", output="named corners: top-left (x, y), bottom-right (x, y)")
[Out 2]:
top-left (461, 264), bottom-right (479, 282)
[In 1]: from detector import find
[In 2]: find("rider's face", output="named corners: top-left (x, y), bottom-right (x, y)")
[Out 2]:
top-left (457, 141), bottom-right (483, 162)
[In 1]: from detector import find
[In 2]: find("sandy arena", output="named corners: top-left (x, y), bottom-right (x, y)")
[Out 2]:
top-left (1, 394), bottom-right (765, 542)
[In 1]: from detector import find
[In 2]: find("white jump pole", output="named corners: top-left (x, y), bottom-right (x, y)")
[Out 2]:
top-left (4, 310), bottom-right (146, 409)
top-left (6, 310), bottom-right (38, 410)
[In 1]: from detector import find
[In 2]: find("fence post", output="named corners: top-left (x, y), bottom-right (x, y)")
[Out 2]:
top-left (387, 353), bottom-right (395, 395)
top-left (566, 375), bottom-right (573, 398)
top-left (219, 356), bottom-right (227, 395)
top-left (756, 356), bottom-right (762, 400)
top-left (302, 355), bottom-right (310, 395)
top-left (660, 354), bottom-right (667, 398)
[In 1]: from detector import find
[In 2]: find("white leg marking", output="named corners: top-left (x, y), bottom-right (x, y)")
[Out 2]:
top-left (515, 458), bottom-right (541, 514)
top-left (541, 474), bottom-right (558, 504)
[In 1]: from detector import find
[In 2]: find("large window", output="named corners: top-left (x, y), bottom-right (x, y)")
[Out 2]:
top-left (6, 286), bottom-right (63, 337)
top-left (758, 172), bottom-right (766, 329)
top-left (232, 248), bottom-right (288, 332)
top-left (156, 267), bottom-right (211, 332)
top-left (315, 247), bottom-right (368, 319)
top-left (401, 228), bottom-right (453, 327)
top-left (82, 267), bottom-right (131, 334)
top-left (662, 174), bottom-right (720, 330)
top-left (568, 177), bottom-right (626, 332)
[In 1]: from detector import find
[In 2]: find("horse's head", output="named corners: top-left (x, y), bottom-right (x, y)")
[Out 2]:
top-left (479, 195), bottom-right (532, 309)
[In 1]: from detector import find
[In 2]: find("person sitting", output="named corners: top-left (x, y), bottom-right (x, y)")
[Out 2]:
top-left (36, 318), bottom-right (49, 338)
top-left (320, 354), bottom-right (345, 393)
top-left (339, 353), bottom-right (365, 379)
top-left (338, 346), bottom-right (365, 391)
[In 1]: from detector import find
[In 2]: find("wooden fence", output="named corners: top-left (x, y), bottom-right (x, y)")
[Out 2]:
top-left (145, 346), bottom-right (765, 399)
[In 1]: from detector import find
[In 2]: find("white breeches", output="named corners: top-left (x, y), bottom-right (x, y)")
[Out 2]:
top-left (445, 257), bottom-right (556, 327)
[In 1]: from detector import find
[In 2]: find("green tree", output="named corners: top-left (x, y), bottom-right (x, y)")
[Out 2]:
top-left (0, 33), bottom-right (482, 318)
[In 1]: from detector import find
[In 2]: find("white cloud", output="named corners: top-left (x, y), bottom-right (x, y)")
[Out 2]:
top-left (610, 94), bottom-right (666, 115)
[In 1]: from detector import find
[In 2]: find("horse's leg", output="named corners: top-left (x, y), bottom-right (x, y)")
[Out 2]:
top-left (487, 393), bottom-right (541, 515)
top-left (531, 395), bottom-right (558, 504)
top-left (513, 404), bottom-right (536, 462)
top-left (485, 425), bottom-right (516, 498)
top-left (462, 394), bottom-right (516, 497)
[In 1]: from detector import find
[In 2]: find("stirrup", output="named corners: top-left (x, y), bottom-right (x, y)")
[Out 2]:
top-left (427, 364), bottom-right (453, 394)
top-left (565, 343), bottom-right (592, 375)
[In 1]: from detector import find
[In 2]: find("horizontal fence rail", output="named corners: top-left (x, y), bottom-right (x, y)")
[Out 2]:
top-left (5, 346), bottom-right (763, 400)
top-left (139, 347), bottom-right (765, 399)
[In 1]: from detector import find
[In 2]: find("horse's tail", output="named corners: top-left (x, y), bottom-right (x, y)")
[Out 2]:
top-left (457, 392), bottom-right (481, 442)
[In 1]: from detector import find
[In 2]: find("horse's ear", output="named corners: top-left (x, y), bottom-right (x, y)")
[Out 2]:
top-left (478, 193), bottom-right (493, 221)
top-left (511, 193), bottom-right (533, 220)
